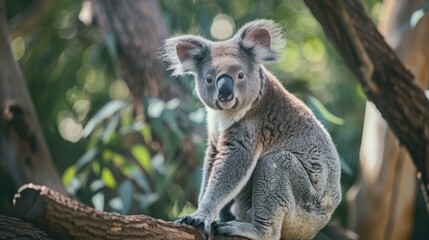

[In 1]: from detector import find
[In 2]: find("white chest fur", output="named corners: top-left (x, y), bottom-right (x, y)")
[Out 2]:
top-left (206, 104), bottom-right (252, 141)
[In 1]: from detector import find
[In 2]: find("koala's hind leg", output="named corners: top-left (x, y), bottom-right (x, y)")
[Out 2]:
top-left (217, 200), bottom-right (236, 222)
top-left (214, 151), bottom-right (300, 240)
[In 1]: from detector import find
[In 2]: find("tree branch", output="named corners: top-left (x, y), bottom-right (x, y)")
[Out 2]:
top-left (304, 0), bottom-right (429, 212)
top-left (0, 215), bottom-right (53, 240)
top-left (13, 184), bottom-right (247, 240)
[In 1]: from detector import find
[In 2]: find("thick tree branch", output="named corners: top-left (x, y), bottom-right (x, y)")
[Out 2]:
top-left (89, 0), bottom-right (200, 117)
top-left (13, 184), bottom-right (247, 240)
top-left (304, 0), bottom-right (429, 211)
top-left (0, 215), bottom-right (53, 240)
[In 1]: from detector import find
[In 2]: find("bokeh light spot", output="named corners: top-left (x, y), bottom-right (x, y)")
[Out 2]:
top-left (210, 14), bottom-right (235, 40)
top-left (11, 37), bottom-right (25, 61)
top-left (109, 80), bottom-right (130, 99)
top-left (58, 117), bottom-right (83, 143)
top-left (302, 38), bottom-right (325, 63)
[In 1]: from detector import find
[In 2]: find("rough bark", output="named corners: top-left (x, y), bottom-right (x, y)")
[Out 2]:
top-left (0, 0), bottom-right (65, 194)
top-left (6, 183), bottom-right (354, 240)
top-left (89, 0), bottom-right (199, 114)
top-left (0, 215), bottom-right (53, 240)
top-left (346, 0), bottom-right (429, 239)
top-left (12, 184), bottom-right (247, 240)
top-left (304, 0), bottom-right (429, 211)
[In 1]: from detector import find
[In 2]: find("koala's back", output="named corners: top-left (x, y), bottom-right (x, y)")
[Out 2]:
top-left (236, 68), bottom-right (342, 238)
top-left (246, 69), bottom-right (338, 158)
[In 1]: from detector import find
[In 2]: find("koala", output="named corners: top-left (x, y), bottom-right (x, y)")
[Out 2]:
top-left (163, 19), bottom-right (341, 240)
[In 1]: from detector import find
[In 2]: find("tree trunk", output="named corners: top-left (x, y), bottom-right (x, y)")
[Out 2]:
top-left (89, 0), bottom-right (200, 114)
top-left (90, 0), bottom-right (168, 116)
top-left (0, 215), bottom-right (53, 240)
top-left (304, 0), bottom-right (429, 212)
top-left (0, 0), bottom-right (66, 195)
top-left (12, 184), bottom-right (246, 240)
top-left (346, 0), bottom-right (429, 239)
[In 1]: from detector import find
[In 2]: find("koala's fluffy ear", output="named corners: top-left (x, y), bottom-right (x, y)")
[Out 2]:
top-left (236, 19), bottom-right (285, 63)
top-left (162, 36), bottom-right (209, 76)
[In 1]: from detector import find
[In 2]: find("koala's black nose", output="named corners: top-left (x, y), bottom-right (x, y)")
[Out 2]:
top-left (217, 75), bottom-right (234, 102)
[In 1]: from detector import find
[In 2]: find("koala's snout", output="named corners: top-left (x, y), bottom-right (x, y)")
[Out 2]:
top-left (217, 75), bottom-right (234, 102)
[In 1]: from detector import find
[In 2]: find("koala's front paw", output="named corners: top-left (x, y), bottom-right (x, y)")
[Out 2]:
top-left (180, 212), bottom-right (212, 239)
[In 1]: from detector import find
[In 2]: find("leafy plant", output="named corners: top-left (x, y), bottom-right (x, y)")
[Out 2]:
top-left (63, 94), bottom-right (204, 219)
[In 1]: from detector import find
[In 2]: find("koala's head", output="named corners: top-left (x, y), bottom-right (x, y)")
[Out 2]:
top-left (163, 19), bottom-right (285, 111)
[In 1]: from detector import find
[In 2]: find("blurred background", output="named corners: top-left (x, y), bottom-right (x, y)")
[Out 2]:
top-left (1, 0), bottom-right (428, 239)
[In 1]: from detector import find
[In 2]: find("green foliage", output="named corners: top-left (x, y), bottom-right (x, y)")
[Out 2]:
top-left (59, 96), bottom-right (203, 219)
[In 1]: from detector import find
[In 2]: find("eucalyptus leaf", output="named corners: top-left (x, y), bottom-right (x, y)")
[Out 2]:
top-left (90, 179), bottom-right (105, 192)
top-left (137, 193), bottom-right (159, 211)
top-left (82, 100), bottom-right (126, 137)
top-left (109, 197), bottom-right (123, 212)
top-left (140, 124), bottom-right (152, 144)
top-left (130, 168), bottom-right (152, 193)
top-left (131, 144), bottom-right (153, 176)
top-left (163, 110), bottom-right (184, 138)
top-left (101, 168), bottom-right (117, 188)
top-left (309, 96), bottom-right (344, 125)
top-left (118, 180), bottom-right (134, 214)
top-left (102, 111), bottom-right (120, 143)
top-left (410, 2), bottom-right (429, 28)
top-left (148, 98), bottom-right (165, 118)
top-left (119, 120), bottom-right (145, 135)
top-left (188, 108), bottom-right (205, 123)
top-left (105, 33), bottom-right (118, 60)
top-left (166, 98), bottom-right (180, 110)
top-left (62, 165), bottom-right (77, 186)
top-left (76, 148), bottom-right (99, 169)
top-left (91, 192), bottom-right (105, 211)
top-left (341, 158), bottom-right (353, 176)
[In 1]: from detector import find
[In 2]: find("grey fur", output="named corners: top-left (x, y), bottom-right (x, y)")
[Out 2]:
top-left (163, 19), bottom-right (341, 240)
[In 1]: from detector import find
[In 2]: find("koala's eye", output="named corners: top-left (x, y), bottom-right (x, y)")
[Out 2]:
top-left (206, 75), bottom-right (213, 84)
top-left (238, 72), bottom-right (245, 79)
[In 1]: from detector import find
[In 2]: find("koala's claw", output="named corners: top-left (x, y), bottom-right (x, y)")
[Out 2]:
top-left (180, 214), bottom-right (211, 239)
